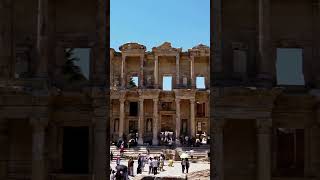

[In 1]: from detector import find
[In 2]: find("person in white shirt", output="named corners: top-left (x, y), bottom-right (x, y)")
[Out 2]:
top-left (152, 157), bottom-right (159, 175)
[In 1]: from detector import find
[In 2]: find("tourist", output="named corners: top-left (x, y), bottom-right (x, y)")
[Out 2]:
top-left (110, 152), bottom-right (114, 161)
top-left (128, 157), bottom-right (134, 176)
top-left (120, 143), bottom-right (125, 157)
top-left (115, 164), bottom-right (128, 180)
top-left (148, 157), bottom-right (153, 174)
top-left (111, 170), bottom-right (116, 180)
top-left (152, 157), bottom-right (158, 175)
top-left (159, 156), bottom-right (164, 171)
top-left (181, 158), bottom-right (186, 173)
top-left (137, 154), bottom-right (142, 174)
top-left (116, 156), bottom-right (121, 166)
top-left (185, 158), bottom-right (190, 173)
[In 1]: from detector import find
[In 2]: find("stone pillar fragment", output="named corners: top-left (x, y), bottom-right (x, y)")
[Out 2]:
top-left (30, 117), bottom-right (48, 180)
top-left (256, 118), bottom-right (272, 180)
top-left (138, 98), bottom-right (144, 145)
top-left (152, 99), bottom-right (159, 145)
top-left (154, 55), bottom-right (159, 88)
top-left (175, 98), bottom-right (181, 145)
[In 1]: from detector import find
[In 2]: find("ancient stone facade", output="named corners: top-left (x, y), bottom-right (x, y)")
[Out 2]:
top-left (211, 0), bottom-right (320, 180)
top-left (0, 0), bottom-right (109, 180)
top-left (110, 42), bottom-right (210, 145)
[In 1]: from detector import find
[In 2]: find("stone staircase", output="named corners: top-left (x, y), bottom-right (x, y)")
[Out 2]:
top-left (110, 145), bottom-right (209, 161)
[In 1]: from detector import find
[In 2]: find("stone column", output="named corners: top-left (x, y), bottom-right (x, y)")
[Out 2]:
top-left (190, 98), bottom-right (196, 138)
top-left (256, 118), bottom-right (272, 180)
top-left (152, 98), bottom-right (159, 145)
top-left (310, 124), bottom-right (320, 177)
top-left (258, 0), bottom-right (272, 84)
top-left (176, 54), bottom-right (180, 87)
top-left (190, 56), bottom-right (195, 88)
top-left (0, 0), bottom-right (13, 79)
top-left (92, 93), bottom-right (107, 180)
top-left (211, 117), bottom-right (225, 180)
top-left (138, 98), bottom-right (144, 145)
top-left (36, 0), bottom-right (49, 78)
top-left (121, 55), bottom-right (126, 88)
top-left (119, 98), bottom-right (125, 139)
top-left (175, 98), bottom-right (181, 145)
top-left (30, 117), bottom-right (48, 180)
top-left (154, 55), bottom-right (159, 88)
top-left (140, 55), bottom-right (144, 88)
top-left (0, 118), bottom-right (8, 179)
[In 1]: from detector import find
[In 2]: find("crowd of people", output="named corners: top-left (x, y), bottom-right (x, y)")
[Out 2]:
top-left (110, 150), bottom-right (193, 180)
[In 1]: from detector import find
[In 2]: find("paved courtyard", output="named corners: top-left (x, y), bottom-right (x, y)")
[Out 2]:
top-left (110, 159), bottom-right (210, 179)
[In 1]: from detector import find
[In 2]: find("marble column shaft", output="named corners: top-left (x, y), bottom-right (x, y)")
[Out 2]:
top-left (152, 99), bottom-right (159, 145)
top-left (154, 56), bottom-right (159, 88)
top-left (175, 99), bottom-right (181, 144)
top-left (176, 54), bottom-right (180, 86)
top-left (121, 55), bottom-right (126, 88)
top-left (36, 0), bottom-right (48, 78)
top-left (190, 56), bottom-right (195, 88)
top-left (138, 99), bottom-right (144, 145)
top-left (212, 118), bottom-right (225, 180)
top-left (190, 99), bottom-right (195, 137)
top-left (258, 0), bottom-right (272, 79)
top-left (0, 118), bottom-right (8, 179)
top-left (257, 118), bottom-right (272, 180)
top-left (30, 117), bottom-right (48, 180)
top-left (119, 98), bottom-right (125, 139)
top-left (140, 55), bottom-right (144, 88)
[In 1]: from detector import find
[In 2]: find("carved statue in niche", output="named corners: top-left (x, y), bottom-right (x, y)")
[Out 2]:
top-left (147, 75), bottom-right (152, 86)
top-left (183, 76), bottom-right (188, 86)
top-left (146, 118), bottom-right (152, 132)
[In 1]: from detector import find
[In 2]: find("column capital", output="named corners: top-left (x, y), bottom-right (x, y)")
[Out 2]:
top-left (122, 55), bottom-right (126, 60)
top-left (256, 118), bottom-right (272, 134)
top-left (139, 98), bottom-right (144, 103)
top-left (153, 98), bottom-right (159, 103)
top-left (175, 98), bottom-right (181, 103)
top-left (190, 98), bottom-right (196, 103)
top-left (119, 98), bottom-right (125, 103)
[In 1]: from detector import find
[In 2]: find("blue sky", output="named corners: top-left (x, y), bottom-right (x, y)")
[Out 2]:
top-left (110, 0), bottom-right (210, 51)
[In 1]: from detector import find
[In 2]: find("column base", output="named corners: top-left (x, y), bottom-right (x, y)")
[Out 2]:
top-left (138, 137), bottom-right (144, 145)
top-left (152, 137), bottom-right (159, 146)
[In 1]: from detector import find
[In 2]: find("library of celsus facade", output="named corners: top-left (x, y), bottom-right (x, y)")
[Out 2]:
top-left (110, 42), bottom-right (210, 145)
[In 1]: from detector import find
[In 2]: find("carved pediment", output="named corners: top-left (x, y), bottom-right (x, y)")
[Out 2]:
top-left (152, 42), bottom-right (182, 54)
top-left (119, 42), bottom-right (146, 52)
